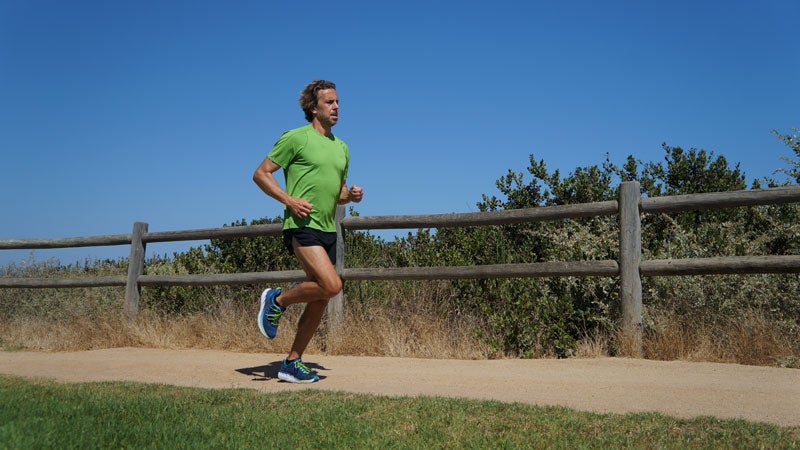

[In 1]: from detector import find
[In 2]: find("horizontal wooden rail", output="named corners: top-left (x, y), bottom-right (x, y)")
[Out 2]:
top-left (0, 276), bottom-right (126, 288)
top-left (0, 234), bottom-right (132, 250)
top-left (641, 186), bottom-right (800, 213)
top-left (341, 201), bottom-right (619, 230)
top-left (0, 261), bottom-right (620, 288)
top-left (0, 224), bottom-right (284, 250)
top-left (143, 223), bottom-right (283, 243)
top-left (641, 255), bottom-right (800, 276)
top-left (6, 255), bottom-right (798, 288)
top-left (137, 270), bottom-right (307, 287)
top-left (342, 260), bottom-right (620, 281)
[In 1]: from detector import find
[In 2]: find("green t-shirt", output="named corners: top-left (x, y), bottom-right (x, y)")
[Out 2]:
top-left (268, 124), bottom-right (350, 232)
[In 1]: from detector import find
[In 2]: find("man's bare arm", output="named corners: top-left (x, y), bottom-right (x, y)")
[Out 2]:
top-left (253, 157), bottom-right (313, 219)
top-left (338, 181), bottom-right (363, 204)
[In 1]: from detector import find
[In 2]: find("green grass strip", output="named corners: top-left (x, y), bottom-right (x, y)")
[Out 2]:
top-left (0, 375), bottom-right (797, 449)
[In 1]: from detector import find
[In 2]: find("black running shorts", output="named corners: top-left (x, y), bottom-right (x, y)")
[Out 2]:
top-left (283, 227), bottom-right (337, 264)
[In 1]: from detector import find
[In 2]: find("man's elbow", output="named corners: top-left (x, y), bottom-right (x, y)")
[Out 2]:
top-left (253, 168), bottom-right (266, 186)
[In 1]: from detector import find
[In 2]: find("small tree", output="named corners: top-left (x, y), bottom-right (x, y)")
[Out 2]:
top-left (429, 156), bottom-right (619, 357)
top-left (771, 127), bottom-right (800, 185)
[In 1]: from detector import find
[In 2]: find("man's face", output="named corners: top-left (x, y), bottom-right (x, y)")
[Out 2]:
top-left (313, 89), bottom-right (339, 127)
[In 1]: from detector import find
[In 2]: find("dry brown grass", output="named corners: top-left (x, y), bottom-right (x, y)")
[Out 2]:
top-left (568, 310), bottom-right (799, 369)
top-left (321, 308), bottom-right (495, 359)
top-left (573, 330), bottom-right (610, 358)
top-left (0, 301), bottom-right (497, 359)
top-left (638, 309), bottom-right (800, 368)
top-left (1, 295), bottom-right (796, 368)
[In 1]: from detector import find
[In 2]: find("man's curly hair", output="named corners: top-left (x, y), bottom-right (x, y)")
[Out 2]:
top-left (299, 80), bottom-right (337, 122)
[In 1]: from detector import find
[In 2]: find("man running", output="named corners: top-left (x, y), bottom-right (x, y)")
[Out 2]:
top-left (252, 80), bottom-right (363, 383)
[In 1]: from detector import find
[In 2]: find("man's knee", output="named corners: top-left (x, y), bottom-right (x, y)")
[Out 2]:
top-left (319, 278), bottom-right (342, 298)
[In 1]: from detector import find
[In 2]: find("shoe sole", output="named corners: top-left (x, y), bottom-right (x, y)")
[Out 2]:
top-left (278, 371), bottom-right (319, 383)
top-left (257, 289), bottom-right (274, 339)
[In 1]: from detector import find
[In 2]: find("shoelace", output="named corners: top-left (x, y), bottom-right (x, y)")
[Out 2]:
top-left (294, 359), bottom-right (313, 374)
top-left (266, 305), bottom-right (283, 325)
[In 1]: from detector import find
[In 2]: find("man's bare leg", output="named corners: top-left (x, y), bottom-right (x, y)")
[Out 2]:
top-left (276, 240), bottom-right (341, 360)
top-left (288, 299), bottom-right (329, 360)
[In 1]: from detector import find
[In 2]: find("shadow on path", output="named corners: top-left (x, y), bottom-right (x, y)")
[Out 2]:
top-left (236, 359), bottom-right (329, 382)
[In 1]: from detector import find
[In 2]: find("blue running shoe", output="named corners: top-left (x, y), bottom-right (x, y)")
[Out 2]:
top-left (258, 288), bottom-right (284, 339)
top-left (278, 358), bottom-right (319, 383)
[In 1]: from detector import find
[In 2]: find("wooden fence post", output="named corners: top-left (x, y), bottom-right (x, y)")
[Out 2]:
top-left (619, 181), bottom-right (643, 356)
top-left (124, 221), bottom-right (148, 318)
top-left (326, 205), bottom-right (346, 326)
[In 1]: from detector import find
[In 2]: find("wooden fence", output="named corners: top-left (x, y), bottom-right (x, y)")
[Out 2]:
top-left (2, 181), bottom-right (800, 349)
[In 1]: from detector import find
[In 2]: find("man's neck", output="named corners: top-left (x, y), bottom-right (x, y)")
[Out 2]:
top-left (310, 120), bottom-right (333, 138)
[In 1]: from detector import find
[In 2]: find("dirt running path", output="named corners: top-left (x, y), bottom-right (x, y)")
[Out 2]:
top-left (1, 348), bottom-right (798, 427)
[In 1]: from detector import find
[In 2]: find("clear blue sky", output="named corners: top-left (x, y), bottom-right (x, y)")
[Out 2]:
top-left (1, 0), bottom-right (798, 266)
